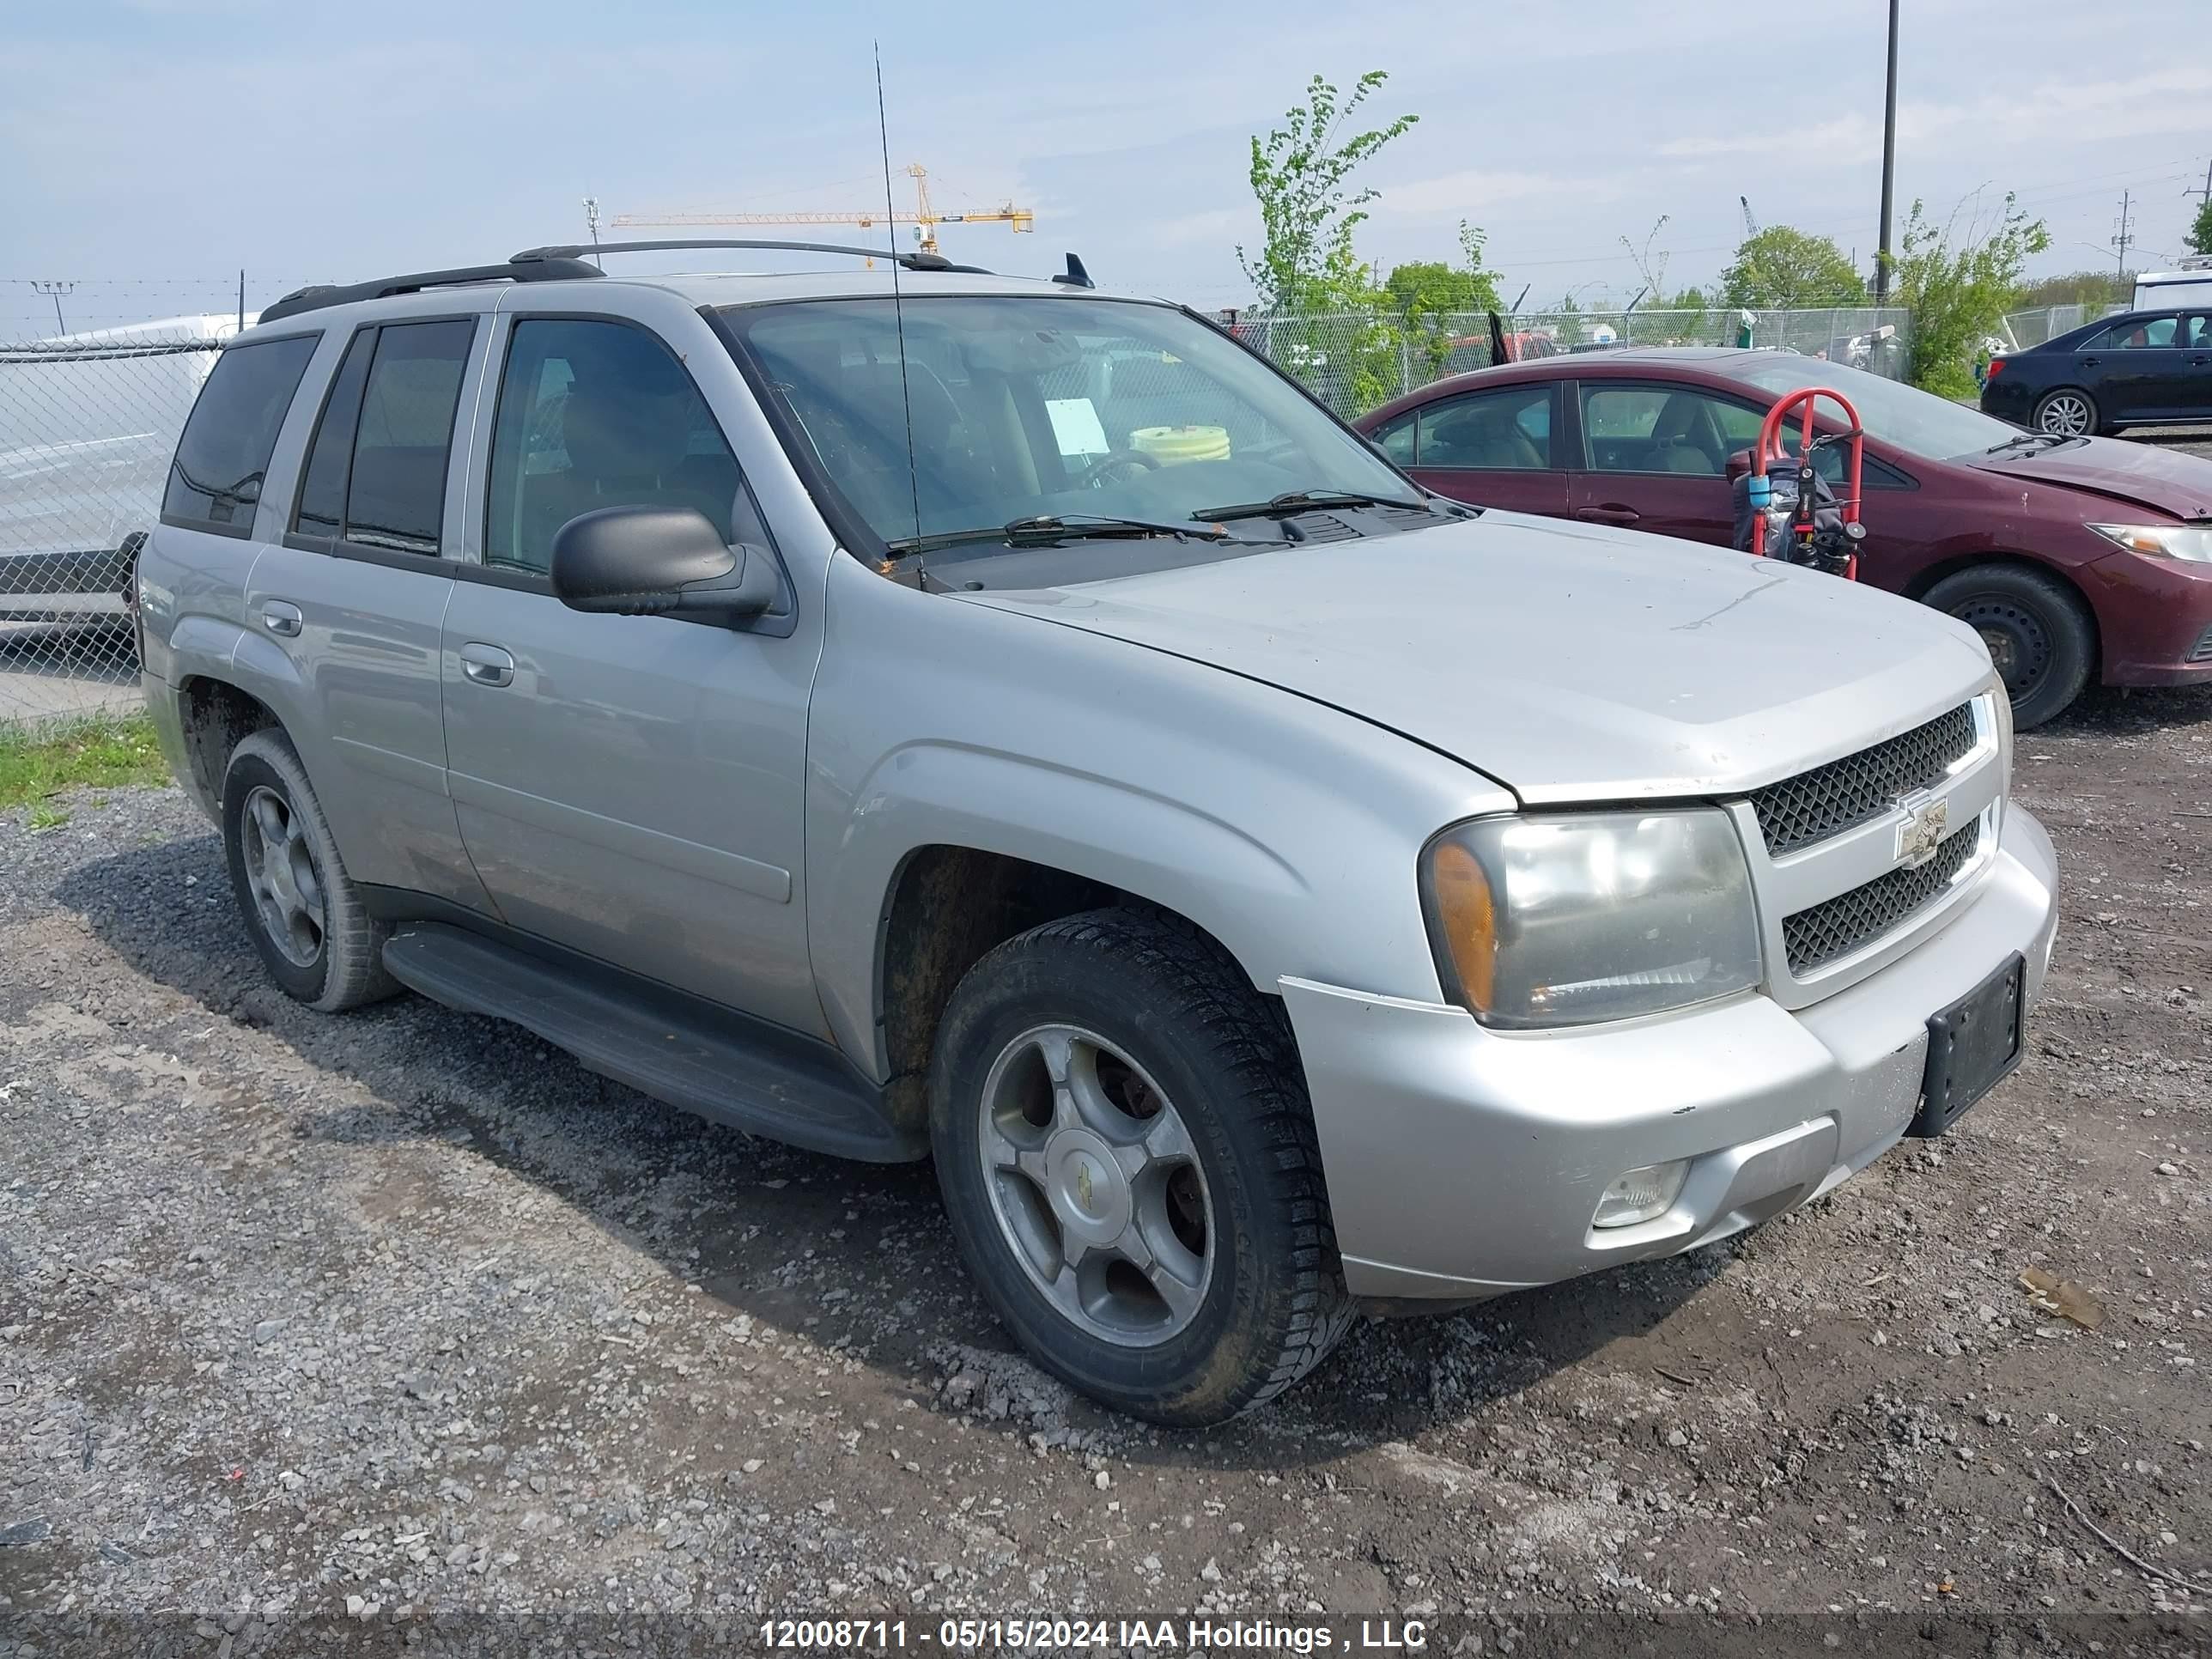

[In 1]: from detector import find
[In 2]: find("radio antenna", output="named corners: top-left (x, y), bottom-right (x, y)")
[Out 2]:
top-left (874, 43), bottom-right (922, 545)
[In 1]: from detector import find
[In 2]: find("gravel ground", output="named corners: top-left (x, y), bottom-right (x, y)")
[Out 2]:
top-left (2, 678), bottom-right (2208, 1653)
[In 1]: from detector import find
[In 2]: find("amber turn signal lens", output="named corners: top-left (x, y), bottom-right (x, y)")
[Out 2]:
top-left (1428, 838), bottom-right (1498, 1011)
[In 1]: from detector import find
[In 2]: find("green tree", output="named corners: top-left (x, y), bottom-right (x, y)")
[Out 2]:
top-left (1386, 222), bottom-right (1505, 375)
top-left (1237, 70), bottom-right (1419, 415)
top-left (1721, 226), bottom-right (1869, 308)
top-left (2013, 270), bottom-right (2129, 309)
top-left (1887, 192), bottom-right (2051, 398)
top-left (2187, 197), bottom-right (2212, 258)
top-left (1237, 71), bottom-right (1419, 315)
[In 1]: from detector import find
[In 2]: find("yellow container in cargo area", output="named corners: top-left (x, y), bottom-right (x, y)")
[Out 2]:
top-left (1129, 424), bottom-right (1231, 465)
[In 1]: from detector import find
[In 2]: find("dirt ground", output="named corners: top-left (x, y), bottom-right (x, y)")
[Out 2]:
top-left (3, 650), bottom-right (2209, 1649)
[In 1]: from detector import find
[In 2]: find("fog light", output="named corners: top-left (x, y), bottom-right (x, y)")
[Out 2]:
top-left (1592, 1160), bottom-right (1689, 1229)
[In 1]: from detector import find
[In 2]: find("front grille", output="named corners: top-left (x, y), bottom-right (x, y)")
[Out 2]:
top-left (1749, 702), bottom-right (1978, 856)
top-left (1784, 819), bottom-right (1983, 975)
top-left (2190, 623), bottom-right (2212, 665)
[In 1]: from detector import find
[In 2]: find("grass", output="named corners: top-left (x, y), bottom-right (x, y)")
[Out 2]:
top-left (0, 713), bottom-right (172, 812)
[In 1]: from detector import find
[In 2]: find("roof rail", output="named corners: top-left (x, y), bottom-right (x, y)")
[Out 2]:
top-left (258, 258), bottom-right (602, 325)
top-left (509, 239), bottom-right (994, 276)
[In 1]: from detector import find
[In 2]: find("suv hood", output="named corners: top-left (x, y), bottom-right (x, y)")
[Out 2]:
top-left (956, 514), bottom-right (1993, 804)
top-left (1965, 435), bottom-right (2212, 520)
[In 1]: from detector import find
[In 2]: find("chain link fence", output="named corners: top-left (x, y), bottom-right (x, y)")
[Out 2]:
top-left (1998, 302), bottom-right (2129, 351)
top-left (1228, 306), bottom-right (1916, 420)
top-left (1, 316), bottom-right (240, 729)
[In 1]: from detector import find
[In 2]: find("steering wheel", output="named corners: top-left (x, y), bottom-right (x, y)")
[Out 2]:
top-left (1068, 448), bottom-right (1162, 489)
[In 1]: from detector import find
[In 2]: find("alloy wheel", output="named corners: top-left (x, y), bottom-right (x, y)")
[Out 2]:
top-left (239, 783), bottom-right (326, 968)
top-left (2036, 392), bottom-right (2092, 436)
top-left (975, 1023), bottom-right (1213, 1347)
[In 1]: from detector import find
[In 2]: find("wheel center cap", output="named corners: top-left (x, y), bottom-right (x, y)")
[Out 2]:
top-left (1045, 1127), bottom-right (1130, 1244)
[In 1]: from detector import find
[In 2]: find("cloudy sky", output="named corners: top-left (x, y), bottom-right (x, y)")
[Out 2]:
top-left (4, 0), bottom-right (2208, 331)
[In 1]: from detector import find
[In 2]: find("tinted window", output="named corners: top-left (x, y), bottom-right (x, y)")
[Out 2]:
top-left (2086, 315), bottom-right (2179, 350)
top-left (162, 335), bottom-right (319, 528)
top-left (1416, 385), bottom-right (1552, 468)
top-left (485, 319), bottom-right (758, 574)
top-left (343, 321), bottom-right (474, 555)
top-left (292, 330), bottom-right (374, 538)
top-left (2185, 315), bottom-right (2212, 349)
top-left (1579, 385), bottom-right (1741, 475)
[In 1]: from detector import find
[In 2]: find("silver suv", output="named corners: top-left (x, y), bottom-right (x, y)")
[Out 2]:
top-left (137, 242), bottom-right (2059, 1424)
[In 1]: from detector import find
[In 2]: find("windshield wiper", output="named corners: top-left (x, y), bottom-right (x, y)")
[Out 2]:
top-left (1984, 431), bottom-right (2082, 454)
top-left (886, 514), bottom-right (1235, 556)
top-left (1192, 489), bottom-right (1432, 523)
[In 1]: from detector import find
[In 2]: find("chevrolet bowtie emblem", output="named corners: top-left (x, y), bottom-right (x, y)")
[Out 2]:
top-left (1893, 791), bottom-right (1949, 867)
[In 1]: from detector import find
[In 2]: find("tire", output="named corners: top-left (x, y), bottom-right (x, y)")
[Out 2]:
top-left (2032, 387), bottom-right (2098, 438)
top-left (221, 729), bottom-right (399, 1012)
top-left (927, 908), bottom-right (1353, 1425)
top-left (1922, 564), bottom-right (2095, 729)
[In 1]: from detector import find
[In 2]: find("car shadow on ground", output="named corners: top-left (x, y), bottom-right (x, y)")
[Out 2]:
top-left (52, 829), bottom-right (1720, 1470)
top-left (2036, 678), bottom-right (2212, 739)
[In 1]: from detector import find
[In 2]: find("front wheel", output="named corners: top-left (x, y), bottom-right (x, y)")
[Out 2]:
top-left (928, 910), bottom-right (1352, 1425)
top-left (2032, 388), bottom-right (2098, 437)
top-left (1923, 564), bottom-right (2095, 729)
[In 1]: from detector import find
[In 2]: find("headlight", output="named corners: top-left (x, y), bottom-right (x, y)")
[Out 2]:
top-left (2087, 523), bottom-right (2212, 562)
top-left (1420, 810), bottom-right (1762, 1028)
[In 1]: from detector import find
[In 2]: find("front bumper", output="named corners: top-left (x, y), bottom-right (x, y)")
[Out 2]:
top-left (1283, 806), bottom-right (2059, 1301)
top-left (2083, 548), bottom-right (2212, 686)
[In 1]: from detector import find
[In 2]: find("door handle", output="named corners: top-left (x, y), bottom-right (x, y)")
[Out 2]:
top-left (2080, 356), bottom-right (2100, 368)
top-left (2192, 356), bottom-right (2210, 367)
top-left (458, 641), bottom-right (515, 688)
top-left (258, 599), bottom-right (302, 637)
top-left (1575, 505), bottom-right (1642, 526)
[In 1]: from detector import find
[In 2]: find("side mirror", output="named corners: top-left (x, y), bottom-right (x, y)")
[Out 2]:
top-left (1723, 447), bottom-right (1754, 483)
top-left (550, 505), bottom-right (778, 621)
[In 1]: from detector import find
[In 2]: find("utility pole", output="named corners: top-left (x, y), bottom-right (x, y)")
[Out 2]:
top-left (1873, 0), bottom-right (1899, 304)
top-left (31, 280), bottom-right (74, 333)
top-left (2112, 190), bottom-right (2134, 277)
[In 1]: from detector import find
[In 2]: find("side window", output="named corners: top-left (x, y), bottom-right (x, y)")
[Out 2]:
top-left (2087, 315), bottom-right (2179, 350)
top-left (1579, 385), bottom-right (1736, 476)
top-left (485, 319), bottom-right (761, 575)
top-left (2185, 315), bottom-right (2212, 349)
top-left (1370, 411), bottom-right (1416, 465)
top-left (289, 320), bottom-right (474, 554)
top-left (163, 334), bottom-right (319, 529)
top-left (345, 321), bottom-right (475, 555)
top-left (1415, 385), bottom-right (1552, 469)
top-left (293, 330), bottom-right (374, 538)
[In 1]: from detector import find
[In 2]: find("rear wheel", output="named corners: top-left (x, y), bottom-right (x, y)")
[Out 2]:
top-left (2032, 388), bottom-right (2098, 437)
top-left (222, 729), bottom-right (398, 1012)
top-left (928, 909), bottom-right (1352, 1425)
top-left (1923, 564), bottom-right (2095, 729)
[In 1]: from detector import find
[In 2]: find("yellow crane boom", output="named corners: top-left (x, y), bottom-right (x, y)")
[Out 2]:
top-left (613, 164), bottom-right (1032, 255)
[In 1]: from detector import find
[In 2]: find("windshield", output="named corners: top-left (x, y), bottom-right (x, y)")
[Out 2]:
top-left (722, 295), bottom-right (1412, 549)
top-left (1729, 356), bottom-right (2019, 460)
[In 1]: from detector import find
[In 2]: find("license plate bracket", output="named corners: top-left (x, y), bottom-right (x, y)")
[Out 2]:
top-left (1910, 952), bottom-right (2025, 1138)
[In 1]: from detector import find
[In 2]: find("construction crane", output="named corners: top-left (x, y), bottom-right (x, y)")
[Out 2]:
top-left (613, 165), bottom-right (1032, 256)
top-left (1740, 196), bottom-right (1760, 238)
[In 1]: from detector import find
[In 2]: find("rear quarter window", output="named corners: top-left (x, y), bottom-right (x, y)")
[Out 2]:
top-left (162, 335), bottom-right (319, 531)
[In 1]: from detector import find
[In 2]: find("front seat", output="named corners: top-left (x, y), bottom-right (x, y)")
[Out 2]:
top-left (1429, 404), bottom-right (1543, 470)
top-left (1650, 395), bottom-right (1722, 474)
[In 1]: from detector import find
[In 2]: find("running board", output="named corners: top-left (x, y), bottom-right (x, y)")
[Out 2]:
top-left (382, 923), bottom-right (925, 1164)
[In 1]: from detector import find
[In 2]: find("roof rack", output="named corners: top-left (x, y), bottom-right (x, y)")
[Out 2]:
top-left (258, 258), bottom-right (601, 324)
top-left (509, 239), bottom-right (994, 276)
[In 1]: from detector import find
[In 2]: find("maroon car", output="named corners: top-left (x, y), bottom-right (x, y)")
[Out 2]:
top-left (1357, 349), bottom-right (2212, 726)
